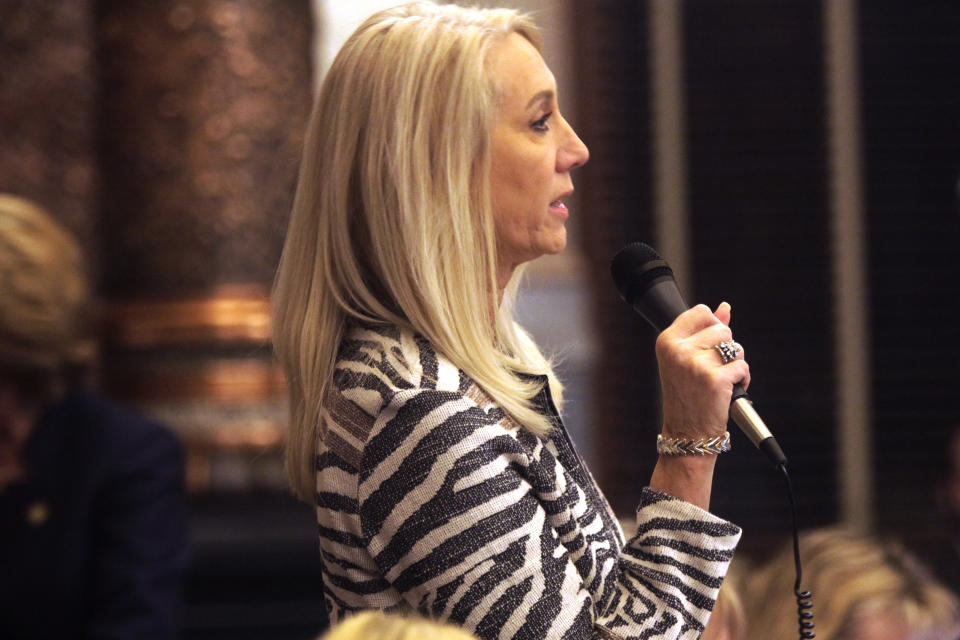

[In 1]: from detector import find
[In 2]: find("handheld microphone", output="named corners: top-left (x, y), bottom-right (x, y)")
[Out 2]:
top-left (610, 242), bottom-right (787, 468)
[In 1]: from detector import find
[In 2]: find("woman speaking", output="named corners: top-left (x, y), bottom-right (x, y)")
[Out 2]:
top-left (272, 3), bottom-right (748, 638)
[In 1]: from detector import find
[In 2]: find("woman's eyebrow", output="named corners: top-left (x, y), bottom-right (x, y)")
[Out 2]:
top-left (525, 89), bottom-right (554, 109)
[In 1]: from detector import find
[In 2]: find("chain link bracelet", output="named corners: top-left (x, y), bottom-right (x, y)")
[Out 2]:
top-left (657, 431), bottom-right (731, 456)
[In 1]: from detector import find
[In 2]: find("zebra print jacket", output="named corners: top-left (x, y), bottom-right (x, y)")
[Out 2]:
top-left (316, 323), bottom-right (741, 639)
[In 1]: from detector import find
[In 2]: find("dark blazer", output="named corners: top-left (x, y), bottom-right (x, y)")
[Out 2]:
top-left (0, 389), bottom-right (189, 639)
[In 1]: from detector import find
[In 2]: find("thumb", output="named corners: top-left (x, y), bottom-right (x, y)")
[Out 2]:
top-left (714, 301), bottom-right (731, 326)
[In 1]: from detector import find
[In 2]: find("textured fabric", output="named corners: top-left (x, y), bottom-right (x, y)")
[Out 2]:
top-left (316, 323), bottom-right (741, 639)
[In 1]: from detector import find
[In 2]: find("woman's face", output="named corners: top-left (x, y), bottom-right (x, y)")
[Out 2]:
top-left (488, 33), bottom-right (589, 287)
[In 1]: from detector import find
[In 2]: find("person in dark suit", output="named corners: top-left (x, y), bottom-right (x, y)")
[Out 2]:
top-left (0, 193), bottom-right (189, 639)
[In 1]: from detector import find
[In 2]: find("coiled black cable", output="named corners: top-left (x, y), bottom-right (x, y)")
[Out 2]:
top-left (780, 462), bottom-right (815, 639)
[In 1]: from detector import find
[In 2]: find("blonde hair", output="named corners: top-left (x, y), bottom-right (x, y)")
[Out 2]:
top-left (0, 193), bottom-right (94, 397)
top-left (743, 528), bottom-right (960, 640)
top-left (272, 2), bottom-right (564, 501)
top-left (320, 610), bottom-right (478, 640)
top-left (703, 575), bottom-right (747, 640)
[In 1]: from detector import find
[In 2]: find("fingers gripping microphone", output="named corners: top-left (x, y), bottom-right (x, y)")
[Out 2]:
top-left (610, 242), bottom-right (788, 468)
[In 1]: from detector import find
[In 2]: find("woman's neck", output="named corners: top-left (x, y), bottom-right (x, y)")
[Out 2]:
top-left (497, 262), bottom-right (517, 307)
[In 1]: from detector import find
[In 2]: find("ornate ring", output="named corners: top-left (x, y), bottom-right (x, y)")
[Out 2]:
top-left (715, 340), bottom-right (743, 364)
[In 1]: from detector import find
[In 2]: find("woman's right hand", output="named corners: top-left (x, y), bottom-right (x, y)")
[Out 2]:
top-left (656, 302), bottom-right (750, 441)
top-left (649, 302), bottom-right (750, 509)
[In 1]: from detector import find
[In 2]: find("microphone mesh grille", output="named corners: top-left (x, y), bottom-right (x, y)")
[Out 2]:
top-left (610, 242), bottom-right (675, 304)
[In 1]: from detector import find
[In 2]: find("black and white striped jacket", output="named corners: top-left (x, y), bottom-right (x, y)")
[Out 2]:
top-left (316, 323), bottom-right (741, 639)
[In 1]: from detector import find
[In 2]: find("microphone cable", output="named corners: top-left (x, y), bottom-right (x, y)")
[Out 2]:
top-left (780, 462), bottom-right (815, 639)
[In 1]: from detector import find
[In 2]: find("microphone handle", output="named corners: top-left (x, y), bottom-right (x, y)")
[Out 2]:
top-left (730, 389), bottom-right (787, 467)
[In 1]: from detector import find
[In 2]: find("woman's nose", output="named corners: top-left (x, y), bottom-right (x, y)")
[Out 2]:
top-left (558, 116), bottom-right (590, 172)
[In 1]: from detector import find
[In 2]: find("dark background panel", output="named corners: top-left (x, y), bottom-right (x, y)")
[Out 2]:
top-left (682, 0), bottom-right (835, 547)
top-left (183, 490), bottom-right (327, 640)
top-left (859, 2), bottom-right (960, 542)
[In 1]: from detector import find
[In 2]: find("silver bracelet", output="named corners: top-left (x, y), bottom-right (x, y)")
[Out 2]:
top-left (657, 431), bottom-right (731, 456)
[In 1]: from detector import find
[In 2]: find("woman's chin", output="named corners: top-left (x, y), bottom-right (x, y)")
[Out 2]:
top-left (546, 230), bottom-right (568, 255)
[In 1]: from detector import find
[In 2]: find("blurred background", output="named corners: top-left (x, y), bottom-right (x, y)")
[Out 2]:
top-left (1, 0), bottom-right (957, 638)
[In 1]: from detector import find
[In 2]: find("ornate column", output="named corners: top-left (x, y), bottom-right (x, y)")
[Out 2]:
top-left (0, 0), bottom-right (98, 256)
top-left (95, 0), bottom-right (312, 490)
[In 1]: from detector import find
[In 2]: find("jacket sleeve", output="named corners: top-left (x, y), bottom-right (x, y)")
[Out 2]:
top-left (357, 388), bottom-right (740, 640)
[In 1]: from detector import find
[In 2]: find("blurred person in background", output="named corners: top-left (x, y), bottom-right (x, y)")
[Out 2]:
top-left (0, 193), bottom-right (189, 639)
top-left (272, 3), bottom-right (749, 638)
top-left (742, 527), bottom-right (960, 640)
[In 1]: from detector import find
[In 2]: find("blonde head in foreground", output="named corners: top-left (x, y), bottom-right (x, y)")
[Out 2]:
top-left (743, 528), bottom-right (960, 640)
top-left (321, 610), bottom-right (478, 640)
top-left (272, 2), bottom-right (589, 501)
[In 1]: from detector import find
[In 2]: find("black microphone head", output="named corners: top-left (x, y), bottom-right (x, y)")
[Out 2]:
top-left (610, 242), bottom-right (676, 305)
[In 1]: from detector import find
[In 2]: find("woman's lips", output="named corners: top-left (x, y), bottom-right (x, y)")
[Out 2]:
top-left (549, 199), bottom-right (569, 219)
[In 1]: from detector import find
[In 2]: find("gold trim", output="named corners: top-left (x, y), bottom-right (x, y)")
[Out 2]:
top-left (103, 288), bottom-right (271, 347)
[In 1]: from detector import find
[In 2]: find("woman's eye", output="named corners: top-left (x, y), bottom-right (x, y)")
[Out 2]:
top-left (531, 112), bottom-right (552, 132)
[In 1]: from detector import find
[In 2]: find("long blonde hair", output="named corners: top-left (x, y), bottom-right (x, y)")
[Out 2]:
top-left (272, 2), bottom-right (564, 501)
top-left (743, 528), bottom-right (960, 640)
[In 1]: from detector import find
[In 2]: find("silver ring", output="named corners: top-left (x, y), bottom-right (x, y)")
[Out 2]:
top-left (715, 340), bottom-right (743, 364)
